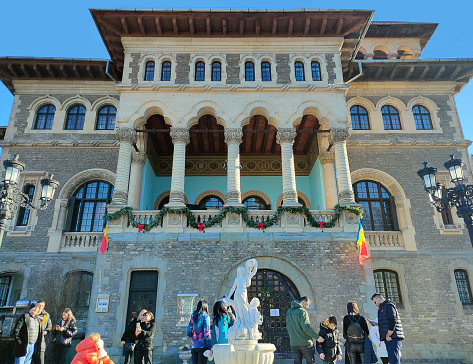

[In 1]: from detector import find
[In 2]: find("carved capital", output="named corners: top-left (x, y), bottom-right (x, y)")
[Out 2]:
top-left (224, 128), bottom-right (243, 144)
top-left (112, 190), bottom-right (128, 204)
top-left (170, 128), bottom-right (190, 145)
top-left (131, 151), bottom-right (147, 165)
top-left (276, 128), bottom-right (297, 144)
top-left (116, 127), bottom-right (137, 144)
top-left (329, 128), bottom-right (350, 144)
top-left (319, 151), bottom-right (336, 165)
top-left (338, 190), bottom-right (355, 203)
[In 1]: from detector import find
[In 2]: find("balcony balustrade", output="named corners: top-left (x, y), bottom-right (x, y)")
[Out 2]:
top-left (365, 231), bottom-right (404, 249)
top-left (61, 232), bottom-right (103, 252)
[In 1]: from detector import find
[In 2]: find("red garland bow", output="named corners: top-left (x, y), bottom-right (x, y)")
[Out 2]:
top-left (258, 222), bottom-right (264, 230)
top-left (318, 221), bottom-right (325, 229)
top-left (137, 224), bottom-right (144, 232)
top-left (198, 223), bottom-right (204, 232)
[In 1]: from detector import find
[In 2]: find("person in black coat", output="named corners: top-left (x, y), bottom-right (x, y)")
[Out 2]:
top-left (51, 308), bottom-right (78, 364)
top-left (33, 300), bottom-right (52, 364)
top-left (372, 293), bottom-right (404, 364)
top-left (12, 302), bottom-right (41, 364)
top-left (133, 310), bottom-right (156, 364)
top-left (121, 310), bottom-right (147, 364)
top-left (316, 316), bottom-right (342, 364)
top-left (343, 301), bottom-right (369, 364)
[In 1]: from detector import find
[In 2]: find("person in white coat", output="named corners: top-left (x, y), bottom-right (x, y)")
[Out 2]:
top-left (369, 318), bottom-right (388, 364)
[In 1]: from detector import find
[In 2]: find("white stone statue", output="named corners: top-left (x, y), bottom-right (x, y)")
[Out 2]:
top-left (248, 297), bottom-right (262, 340)
top-left (225, 258), bottom-right (259, 340)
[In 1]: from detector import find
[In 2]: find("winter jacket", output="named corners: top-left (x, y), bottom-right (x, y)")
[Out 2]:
top-left (70, 338), bottom-right (114, 364)
top-left (52, 319), bottom-right (78, 347)
top-left (211, 313), bottom-right (230, 345)
top-left (315, 321), bottom-right (342, 362)
top-left (12, 313), bottom-right (41, 357)
top-left (121, 318), bottom-right (138, 344)
top-left (342, 314), bottom-right (369, 342)
top-left (377, 300), bottom-right (404, 341)
top-left (36, 311), bottom-right (52, 352)
top-left (134, 319), bottom-right (156, 350)
top-left (363, 333), bottom-right (378, 364)
top-left (187, 311), bottom-right (212, 349)
top-left (285, 300), bottom-right (319, 347)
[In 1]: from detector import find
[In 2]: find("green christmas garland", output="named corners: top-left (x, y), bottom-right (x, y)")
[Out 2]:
top-left (103, 204), bottom-right (363, 232)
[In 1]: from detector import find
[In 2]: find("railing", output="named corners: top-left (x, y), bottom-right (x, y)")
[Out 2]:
top-left (245, 210), bottom-right (280, 227)
top-left (365, 231), bottom-right (404, 249)
top-left (61, 232), bottom-right (102, 251)
top-left (306, 210), bottom-right (338, 227)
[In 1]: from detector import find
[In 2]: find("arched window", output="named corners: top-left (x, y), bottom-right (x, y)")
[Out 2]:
top-left (211, 61), bottom-right (221, 81)
top-left (68, 180), bottom-right (113, 232)
top-left (144, 61), bottom-right (155, 81)
top-left (311, 61), bottom-right (321, 81)
top-left (373, 50), bottom-right (388, 60)
top-left (412, 105), bottom-right (433, 130)
top-left (34, 104), bottom-right (55, 129)
top-left (243, 196), bottom-right (270, 210)
top-left (198, 196), bottom-right (224, 210)
top-left (158, 196), bottom-right (169, 210)
top-left (0, 275), bottom-right (12, 307)
top-left (353, 180), bottom-right (398, 231)
top-left (195, 61), bottom-right (205, 81)
top-left (295, 61), bottom-right (305, 81)
top-left (96, 105), bottom-right (116, 130)
top-left (355, 52), bottom-right (365, 60)
top-left (16, 185), bottom-right (35, 226)
top-left (245, 61), bottom-right (255, 81)
top-left (63, 271), bottom-right (93, 317)
top-left (261, 62), bottom-right (271, 81)
top-left (350, 105), bottom-right (370, 130)
top-left (65, 105), bottom-right (86, 130)
top-left (161, 61), bottom-right (171, 81)
top-left (374, 269), bottom-right (403, 305)
top-left (381, 105), bottom-right (401, 130)
top-left (455, 269), bottom-right (473, 305)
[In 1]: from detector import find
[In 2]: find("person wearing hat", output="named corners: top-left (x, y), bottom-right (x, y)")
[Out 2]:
top-left (12, 302), bottom-right (41, 364)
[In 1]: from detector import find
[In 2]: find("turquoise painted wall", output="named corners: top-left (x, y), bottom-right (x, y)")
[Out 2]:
top-left (140, 158), bottom-right (326, 210)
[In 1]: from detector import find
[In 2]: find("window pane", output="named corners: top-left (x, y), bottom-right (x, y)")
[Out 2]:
top-left (0, 276), bottom-right (12, 307)
top-left (382, 106), bottom-right (401, 130)
top-left (374, 270), bottom-right (402, 304)
top-left (295, 62), bottom-right (305, 81)
top-left (261, 62), bottom-right (271, 81)
top-left (413, 105), bottom-right (432, 130)
top-left (145, 61), bottom-right (155, 81)
top-left (161, 61), bottom-right (171, 81)
top-left (35, 105), bottom-right (55, 129)
top-left (66, 105), bottom-right (86, 130)
top-left (245, 62), bottom-right (255, 81)
top-left (195, 61), bottom-right (205, 81)
top-left (17, 185), bottom-right (35, 226)
top-left (211, 62), bottom-right (221, 81)
top-left (350, 105), bottom-right (370, 130)
top-left (311, 61), bottom-right (321, 81)
top-left (97, 105), bottom-right (116, 130)
top-left (455, 270), bottom-right (473, 305)
top-left (200, 196), bottom-right (223, 210)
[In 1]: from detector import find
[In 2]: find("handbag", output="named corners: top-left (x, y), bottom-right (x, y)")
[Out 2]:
top-left (123, 342), bottom-right (135, 353)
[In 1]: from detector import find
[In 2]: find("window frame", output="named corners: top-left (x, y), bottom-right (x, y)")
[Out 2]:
top-left (16, 184), bottom-right (35, 227)
top-left (350, 105), bottom-right (370, 130)
top-left (0, 275), bottom-right (12, 307)
top-left (195, 61), bottom-right (205, 81)
top-left (311, 61), bottom-right (321, 81)
top-left (144, 61), bottom-right (155, 81)
top-left (161, 61), bottom-right (171, 81)
top-left (381, 105), bottom-right (402, 130)
top-left (374, 269), bottom-right (403, 306)
top-left (65, 104), bottom-right (86, 130)
top-left (198, 195), bottom-right (224, 210)
top-left (34, 104), bottom-right (55, 130)
top-left (243, 196), bottom-right (270, 210)
top-left (454, 269), bottom-right (473, 306)
top-left (261, 61), bottom-right (271, 82)
top-left (211, 61), bottom-right (221, 81)
top-left (294, 61), bottom-right (305, 81)
top-left (245, 61), bottom-right (255, 81)
top-left (412, 105), bottom-right (433, 130)
top-left (96, 105), bottom-right (116, 130)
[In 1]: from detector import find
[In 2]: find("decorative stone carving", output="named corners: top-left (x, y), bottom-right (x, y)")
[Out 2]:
top-left (168, 213), bottom-right (181, 225)
top-left (286, 213), bottom-right (300, 224)
top-left (170, 128), bottom-right (190, 144)
top-left (60, 200), bottom-right (69, 209)
top-left (226, 191), bottom-right (242, 203)
top-left (169, 191), bottom-right (186, 203)
top-left (318, 151), bottom-right (336, 165)
top-left (224, 128), bottom-right (243, 144)
top-left (346, 212), bottom-right (359, 224)
top-left (131, 151), bottom-right (147, 165)
top-left (112, 190), bottom-right (128, 204)
top-left (228, 213), bottom-right (240, 224)
top-left (283, 190), bottom-right (298, 201)
top-left (276, 128), bottom-right (296, 144)
top-left (329, 128), bottom-right (350, 144)
top-left (338, 190), bottom-right (355, 203)
top-left (116, 127), bottom-right (137, 144)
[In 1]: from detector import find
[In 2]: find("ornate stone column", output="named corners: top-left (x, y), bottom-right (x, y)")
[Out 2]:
top-left (277, 128), bottom-right (300, 206)
top-left (329, 128), bottom-right (355, 204)
top-left (127, 151), bottom-right (147, 209)
top-left (111, 127), bottom-right (136, 205)
top-left (319, 151), bottom-right (338, 209)
top-left (224, 128), bottom-right (243, 205)
top-left (166, 128), bottom-right (190, 208)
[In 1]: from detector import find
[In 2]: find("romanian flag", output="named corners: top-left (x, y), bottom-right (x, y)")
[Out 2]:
top-left (99, 223), bottom-right (108, 254)
top-left (357, 221), bottom-right (369, 265)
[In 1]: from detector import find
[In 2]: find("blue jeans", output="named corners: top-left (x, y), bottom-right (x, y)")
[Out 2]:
top-left (14, 343), bottom-right (35, 364)
top-left (385, 339), bottom-right (402, 364)
top-left (292, 345), bottom-right (315, 364)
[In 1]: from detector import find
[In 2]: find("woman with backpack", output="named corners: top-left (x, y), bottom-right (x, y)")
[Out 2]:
top-left (343, 301), bottom-right (369, 364)
top-left (186, 300), bottom-right (212, 364)
top-left (211, 300), bottom-right (231, 345)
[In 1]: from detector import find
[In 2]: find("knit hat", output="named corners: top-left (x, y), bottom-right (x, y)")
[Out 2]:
top-left (29, 302), bottom-right (41, 310)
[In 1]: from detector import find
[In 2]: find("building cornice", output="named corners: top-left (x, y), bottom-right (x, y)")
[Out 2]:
top-left (347, 138), bottom-right (471, 148)
top-left (0, 140), bottom-right (119, 148)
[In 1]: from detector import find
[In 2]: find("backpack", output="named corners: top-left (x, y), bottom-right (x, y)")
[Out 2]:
top-left (347, 316), bottom-right (364, 344)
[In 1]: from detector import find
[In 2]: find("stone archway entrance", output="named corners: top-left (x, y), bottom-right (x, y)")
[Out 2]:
top-left (248, 269), bottom-right (300, 359)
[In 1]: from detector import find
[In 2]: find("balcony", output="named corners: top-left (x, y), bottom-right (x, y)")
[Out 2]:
top-left (365, 231), bottom-right (404, 250)
top-left (60, 232), bottom-right (103, 252)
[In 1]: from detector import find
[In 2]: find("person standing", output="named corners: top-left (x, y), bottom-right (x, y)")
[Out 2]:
top-left (186, 300), bottom-right (212, 364)
top-left (286, 296), bottom-right (323, 364)
top-left (371, 293), bottom-right (404, 364)
top-left (316, 316), bottom-right (342, 364)
top-left (51, 308), bottom-right (78, 364)
top-left (343, 301), bottom-right (369, 364)
top-left (211, 301), bottom-right (230, 345)
top-left (33, 300), bottom-right (52, 364)
top-left (121, 310), bottom-right (147, 364)
top-left (369, 318), bottom-right (388, 364)
top-left (12, 302), bottom-right (41, 364)
top-left (133, 310), bottom-right (156, 364)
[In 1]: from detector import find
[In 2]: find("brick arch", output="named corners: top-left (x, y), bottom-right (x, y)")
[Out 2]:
top-left (241, 190), bottom-right (272, 208)
top-left (276, 191), bottom-right (311, 209)
top-left (59, 169), bottom-right (115, 200)
top-left (193, 190), bottom-right (227, 205)
top-left (154, 190), bottom-right (189, 210)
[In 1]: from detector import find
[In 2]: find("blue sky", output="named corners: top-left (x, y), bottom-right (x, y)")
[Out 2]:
top-left (1, 0), bottom-right (472, 153)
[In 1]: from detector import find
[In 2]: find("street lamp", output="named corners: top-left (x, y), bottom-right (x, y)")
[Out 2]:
top-left (0, 155), bottom-right (59, 246)
top-left (417, 154), bottom-right (473, 248)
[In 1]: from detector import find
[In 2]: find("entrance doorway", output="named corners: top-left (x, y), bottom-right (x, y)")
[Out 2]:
top-left (247, 269), bottom-right (300, 358)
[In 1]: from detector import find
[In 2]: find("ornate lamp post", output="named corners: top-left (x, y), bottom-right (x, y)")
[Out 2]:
top-left (0, 155), bottom-right (59, 247)
top-left (417, 154), bottom-right (473, 248)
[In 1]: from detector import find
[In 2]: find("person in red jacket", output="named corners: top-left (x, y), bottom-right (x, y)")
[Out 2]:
top-left (71, 333), bottom-right (114, 364)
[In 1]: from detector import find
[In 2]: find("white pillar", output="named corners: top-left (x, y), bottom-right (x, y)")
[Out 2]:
top-left (111, 127), bottom-right (136, 205)
top-left (277, 128), bottom-right (300, 206)
top-left (319, 151), bottom-right (338, 209)
top-left (224, 128), bottom-right (243, 205)
top-left (329, 128), bottom-right (355, 204)
top-left (166, 128), bottom-right (190, 208)
top-left (127, 151), bottom-right (147, 209)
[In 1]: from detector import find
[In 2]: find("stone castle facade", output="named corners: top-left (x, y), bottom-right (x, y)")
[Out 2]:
top-left (0, 8), bottom-right (473, 363)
